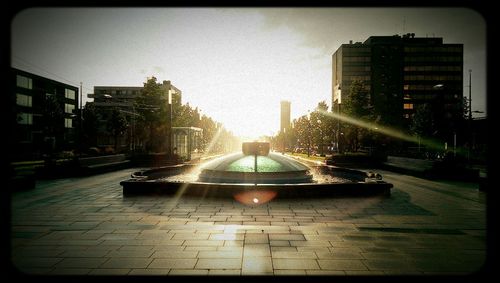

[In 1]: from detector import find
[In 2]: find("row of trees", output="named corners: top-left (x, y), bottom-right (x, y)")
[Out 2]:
top-left (273, 79), bottom-right (466, 158)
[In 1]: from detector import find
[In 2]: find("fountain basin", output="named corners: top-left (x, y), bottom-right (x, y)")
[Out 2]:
top-left (120, 163), bottom-right (393, 198)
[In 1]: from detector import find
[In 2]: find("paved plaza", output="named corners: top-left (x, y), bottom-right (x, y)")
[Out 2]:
top-left (10, 167), bottom-right (488, 276)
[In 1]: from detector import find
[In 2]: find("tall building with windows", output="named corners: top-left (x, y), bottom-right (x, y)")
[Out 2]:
top-left (332, 34), bottom-right (464, 142)
top-left (280, 100), bottom-right (291, 133)
top-left (11, 68), bottom-right (79, 160)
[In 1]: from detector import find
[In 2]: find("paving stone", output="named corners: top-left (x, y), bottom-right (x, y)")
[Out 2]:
top-left (244, 233), bottom-right (269, 244)
top-left (208, 269), bottom-right (241, 275)
top-left (88, 268), bottom-right (131, 275)
top-left (195, 258), bottom-right (242, 269)
top-left (269, 233), bottom-right (306, 241)
top-left (316, 251), bottom-right (364, 260)
top-left (273, 270), bottom-right (306, 275)
top-left (183, 240), bottom-right (224, 246)
top-left (306, 270), bottom-right (346, 275)
top-left (317, 259), bottom-right (368, 271)
top-left (49, 268), bottom-right (92, 275)
top-left (272, 258), bottom-right (320, 270)
top-left (100, 257), bottom-right (153, 268)
top-left (60, 250), bottom-right (110, 258)
top-left (198, 251), bottom-right (242, 258)
top-left (169, 269), bottom-right (209, 275)
top-left (241, 257), bottom-right (273, 274)
top-left (209, 233), bottom-right (244, 240)
top-left (55, 257), bottom-right (108, 268)
top-left (243, 244), bottom-right (270, 257)
top-left (271, 251), bottom-right (317, 259)
top-left (148, 258), bottom-right (197, 269)
top-left (152, 251), bottom-right (198, 258)
top-left (13, 257), bottom-right (63, 268)
top-left (184, 246), bottom-right (218, 251)
top-left (128, 268), bottom-right (170, 275)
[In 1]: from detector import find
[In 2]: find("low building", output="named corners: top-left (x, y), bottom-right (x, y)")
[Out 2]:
top-left (86, 80), bottom-right (181, 152)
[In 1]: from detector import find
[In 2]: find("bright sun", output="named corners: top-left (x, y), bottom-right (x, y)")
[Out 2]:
top-left (208, 100), bottom-right (280, 140)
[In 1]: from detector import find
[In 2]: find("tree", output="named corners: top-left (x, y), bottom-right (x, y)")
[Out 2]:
top-left (292, 115), bottom-right (312, 156)
top-left (310, 101), bottom-right (332, 155)
top-left (107, 108), bottom-right (129, 153)
top-left (135, 77), bottom-right (166, 152)
top-left (342, 80), bottom-right (374, 152)
top-left (410, 103), bottom-right (435, 138)
top-left (42, 94), bottom-right (64, 155)
top-left (81, 103), bottom-right (100, 149)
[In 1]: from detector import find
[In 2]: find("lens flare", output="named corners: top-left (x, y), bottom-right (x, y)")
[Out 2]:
top-left (233, 190), bottom-right (277, 206)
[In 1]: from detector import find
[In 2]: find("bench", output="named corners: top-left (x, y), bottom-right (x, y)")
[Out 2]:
top-left (78, 154), bottom-right (131, 172)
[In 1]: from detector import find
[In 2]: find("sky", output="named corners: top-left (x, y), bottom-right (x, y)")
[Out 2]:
top-left (11, 7), bottom-right (487, 139)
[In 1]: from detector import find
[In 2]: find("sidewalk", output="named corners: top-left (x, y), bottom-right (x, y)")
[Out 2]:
top-left (10, 167), bottom-right (487, 276)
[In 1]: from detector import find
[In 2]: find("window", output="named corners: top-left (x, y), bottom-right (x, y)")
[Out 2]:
top-left (404, 85), bottom-right (409, 90)
top-left (65, 103), bottom-right (75, 114)
top-left (65, 88), bottom-right (76, 100)
top-left (16, 93), bottom-right (32, 107)
top-left (65, 118), bottom-right (73, 128)
top-left (404, 103), bottom-right (414, 109)
top-left (17, 112), bottom-right (33, 125)
top-left (16, 75), bottom-right (32, 89)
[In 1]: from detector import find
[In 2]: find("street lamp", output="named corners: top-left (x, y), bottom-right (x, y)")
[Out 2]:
top-left (167, 89), bottom-right (173, 158)
top-left (282, 128), bottom-right (286, 154)
top-left (336, 102), bottom-right (342, 154)
top-left (307, 110), bottom-right (311, 157)
top-left (317, 119), bottom-right (323, 156)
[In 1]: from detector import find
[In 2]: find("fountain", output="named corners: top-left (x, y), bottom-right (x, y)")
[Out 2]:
top-left (120, 142), bottom-right (392, 201)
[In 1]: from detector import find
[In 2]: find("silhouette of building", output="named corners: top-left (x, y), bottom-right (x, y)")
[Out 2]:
top-left (332, 33), bottom-right (464, 143)
top-left (280, 100), bottom-right (291, 133)
top-left (11, 68), bottom-right (79, 160)
top-left (86, 80), bottom-right (181, 152)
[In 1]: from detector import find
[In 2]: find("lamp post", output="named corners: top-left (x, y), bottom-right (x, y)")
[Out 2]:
top-left (78, 82), bottom-right (83, 156)
top-left (337, 102), bottom-right (342, 154)
top-left (467, 70), bottom-right (472, 162)
top-left (282, 128), bottom-right (286, 154)
top-left (307, 110), bottom-right (311, 157)
top-left (167, 90), bottom-right (173, 158)
top-left (317, 119), bottom-right (323, 156)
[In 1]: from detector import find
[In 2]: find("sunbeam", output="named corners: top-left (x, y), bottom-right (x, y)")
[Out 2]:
top-left (318, 109), bottom-right (464, 154)
top-left (167, 126), bottom-right (227, 207)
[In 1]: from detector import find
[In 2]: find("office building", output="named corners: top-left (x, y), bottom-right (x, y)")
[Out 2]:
top-left (332, 34), bottom-right (464, 142)
top-left (11, 68), bottom-right (79, 160)
top-left (280, 100), bottom-right (291, 133)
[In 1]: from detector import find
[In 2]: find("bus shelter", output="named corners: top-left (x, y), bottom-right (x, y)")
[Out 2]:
top-left (172, 127), bottom-right (203, 161)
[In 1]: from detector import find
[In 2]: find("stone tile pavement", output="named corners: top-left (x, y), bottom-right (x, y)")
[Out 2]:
top-left (9, 168), bottom-right (488, 277)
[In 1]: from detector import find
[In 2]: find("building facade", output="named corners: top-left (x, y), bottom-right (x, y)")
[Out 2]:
top-left (11, 68), bottom-right (79, 160)
top-left (86, 80), bottom-right (182, 152)
top-left (332, 33), bottom-right (464, 144)
top-left (280, 100), bottom-right (291, 133)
